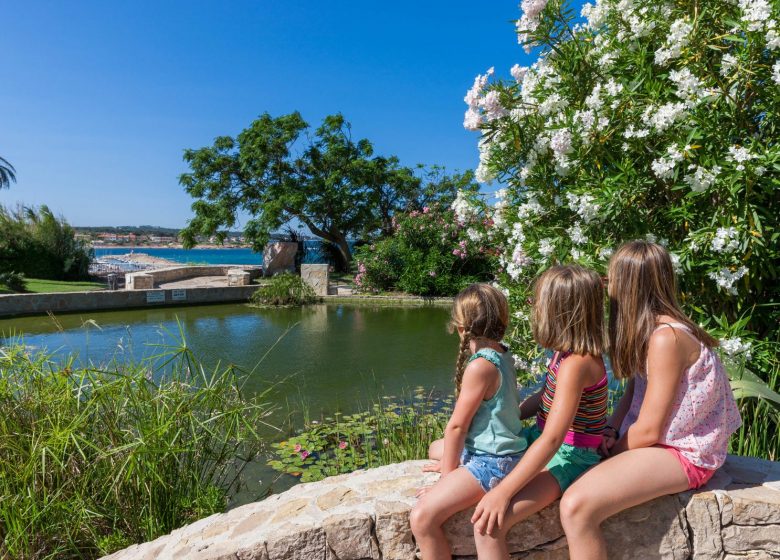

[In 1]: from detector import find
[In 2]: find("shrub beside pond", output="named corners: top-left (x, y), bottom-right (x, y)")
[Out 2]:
top-left (353, 203), bottom-right (497, 297)
top-left (250, 273), bottom-right (319, 306)
top-left (0, 341), bottom-right (272, 559)
top-left (268, 391), bottom-right (452, 482)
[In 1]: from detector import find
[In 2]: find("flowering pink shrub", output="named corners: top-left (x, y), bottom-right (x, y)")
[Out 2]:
top-left (353, 199), bottom-right (497, 296)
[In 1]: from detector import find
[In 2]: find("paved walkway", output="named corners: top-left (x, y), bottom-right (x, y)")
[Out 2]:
top-left (158, 276), bottom-right (231, 289)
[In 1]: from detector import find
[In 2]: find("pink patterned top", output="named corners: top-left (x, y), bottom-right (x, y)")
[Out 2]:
top-left (620, 322), bottom-right (742, 470)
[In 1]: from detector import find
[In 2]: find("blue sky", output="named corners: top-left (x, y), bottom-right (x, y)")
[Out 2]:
top-left (1, 1), bottom-right (536, 228)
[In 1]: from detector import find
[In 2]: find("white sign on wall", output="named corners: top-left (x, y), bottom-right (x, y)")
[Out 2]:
top-left (171, 289), bottom-right (187, 301)
top-left (146, 291), bottom-right (165, 303)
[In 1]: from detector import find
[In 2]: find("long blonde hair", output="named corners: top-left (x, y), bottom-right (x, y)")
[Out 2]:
top-left (532, 265), bottom-right (605, 356)
top-left (449, 284), bottom-right (509, 394)
top-left (608, 240), bottom-right (717, 380)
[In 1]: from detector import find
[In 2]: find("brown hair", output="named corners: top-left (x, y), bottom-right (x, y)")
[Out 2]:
top-left (449, 284), bottom-right (509, 394)
top-left (608, 240), bottom-right (717, 380)
top-left (532, 265), bottom-right (605, 357)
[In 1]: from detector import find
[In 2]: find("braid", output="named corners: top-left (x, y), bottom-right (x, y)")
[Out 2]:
top-left (454, 331), bottom-right (472, 395)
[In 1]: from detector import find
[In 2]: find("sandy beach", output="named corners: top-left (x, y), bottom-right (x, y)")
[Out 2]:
top-left (102, 252), bottom-right (179, 267)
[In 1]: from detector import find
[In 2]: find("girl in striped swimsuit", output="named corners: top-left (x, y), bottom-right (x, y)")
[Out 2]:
top-left (471, 264), bottom-right (608, 559)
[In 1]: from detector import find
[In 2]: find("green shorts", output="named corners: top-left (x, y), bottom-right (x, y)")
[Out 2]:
top-left (523, 425), bottom-right (601, 492)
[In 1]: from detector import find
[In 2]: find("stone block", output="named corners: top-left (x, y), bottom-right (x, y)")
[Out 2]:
top-left (126, 272), bottom-right (154, 290)
top-left (263, 242), bottom-right (298, 276)
top-left (228, 269), bottom-right (251, 286)
top-left (301, 264), bottom-right (329, 296)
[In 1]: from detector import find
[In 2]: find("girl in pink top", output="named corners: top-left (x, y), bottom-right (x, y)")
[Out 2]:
top-left (559, 241), bottom-right (741, 560)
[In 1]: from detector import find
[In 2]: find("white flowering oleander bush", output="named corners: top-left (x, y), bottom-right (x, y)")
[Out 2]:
top-left (353, 199), bottom-right (498, 296)
top-left (463, 0), bottom-right (779, 455)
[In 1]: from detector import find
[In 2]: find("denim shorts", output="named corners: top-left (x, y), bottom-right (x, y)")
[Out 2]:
top-left (460, 449), bottom-right (525, 492)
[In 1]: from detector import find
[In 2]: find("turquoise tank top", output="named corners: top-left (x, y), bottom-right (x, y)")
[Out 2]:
top-left (464, 348), bottom-right (527, 456)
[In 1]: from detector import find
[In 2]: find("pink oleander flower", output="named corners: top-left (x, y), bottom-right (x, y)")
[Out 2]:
top-left (294, 443), bottom-right (302, 452)
top-left (423, 206), bottom-right (430, 213)
top-left (338, 441), bottom-right (348, 449)
top-left (429, 270), bottom-right (437, 277)
top-left (300, 450), bottom-right (310, 460)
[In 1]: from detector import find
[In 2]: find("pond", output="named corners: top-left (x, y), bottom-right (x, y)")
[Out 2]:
top-left (0, 303), bottom-right (457, 502)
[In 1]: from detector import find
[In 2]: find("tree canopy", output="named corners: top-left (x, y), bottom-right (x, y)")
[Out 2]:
top-left (0, 156), bottom-right (16, 190)
top-left (179, 112), bottom-right (476, 266)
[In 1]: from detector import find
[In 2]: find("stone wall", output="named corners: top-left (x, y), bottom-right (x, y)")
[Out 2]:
top-left (0, 286), bottom-right (261, 318)
top-left (102, 455), bottom-right (780, 560)
top-left (126, 265), bottom-right (262, 290)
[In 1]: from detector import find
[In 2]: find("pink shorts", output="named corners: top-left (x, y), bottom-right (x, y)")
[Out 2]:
top-left (659, 445), bottom-right (716, 489)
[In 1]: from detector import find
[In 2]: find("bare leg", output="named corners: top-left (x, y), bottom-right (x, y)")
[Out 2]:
top-left (410, 467), bottom-right (485, 560)
top-left (559, 447), bottom-right (689, 560)
top-left (474, 471), bottom-right (562, 560)
top-left (429, 438), bottom-right (444, 460)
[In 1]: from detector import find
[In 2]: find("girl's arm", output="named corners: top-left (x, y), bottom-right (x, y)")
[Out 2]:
top-left (606, 377), bottom-right (634, 432)
top-left (471, 356), bottom-right (589, 535)
top-left (519, 387), bottom-right (544, 420)
top-left (611, 329), bottom-right (686, 455)
top-left (599, 378), bottom-right (634, 456)
top-left (439, 359), bottom-right (496, 475)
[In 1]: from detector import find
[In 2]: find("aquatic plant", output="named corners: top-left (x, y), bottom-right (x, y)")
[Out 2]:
top-left (268, 390), bottom-right (452, 482)
top-left (250, 272), bottom-right (318, 306)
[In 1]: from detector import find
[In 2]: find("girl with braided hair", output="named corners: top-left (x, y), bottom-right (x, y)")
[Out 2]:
top-left (410, 283), bottom-right (527, 559)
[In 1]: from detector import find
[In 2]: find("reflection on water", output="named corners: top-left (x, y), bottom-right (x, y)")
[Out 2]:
top-left (0, 303), bottom-right (457, 502)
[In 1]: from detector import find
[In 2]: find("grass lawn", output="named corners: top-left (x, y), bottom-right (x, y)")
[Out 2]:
top-left (0, 278), bottom-right (106, 294)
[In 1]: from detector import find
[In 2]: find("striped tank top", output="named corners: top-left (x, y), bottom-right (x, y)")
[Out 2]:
top-left (536, 351), bottom-right (608, 448)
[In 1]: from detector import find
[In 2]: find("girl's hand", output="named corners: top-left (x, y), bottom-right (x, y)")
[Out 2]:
top-left (471, 489), bottom-right (510, 536)
top-left (422, 460), bottom-right (441, 473)
top-left (599, 434), bottom-right (617, 458)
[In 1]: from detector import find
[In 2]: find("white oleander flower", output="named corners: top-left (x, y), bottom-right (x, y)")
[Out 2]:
top-left (727, 145), bottom-right (757, 171)
top-left (670, 253), bottom-right (683, 274)
top-left (581, 0), bottom-right (610, 29)
top-left (642, 102), bottom-right (687, 133)
top-left (720, 337), bottom-right (752, 360)
top-left (708, 266), bottom-right (748, 295)
top-left (721, 54), bottom-right (738, 77)
top-left (739, 0), bottom-right (772, 32)
top-left (566, 193), bottom-right (600, 224)
top-left (652, 146), bottom-right (684, 180)
top-left (767, 28), bottom-right (780, 50)
top-left (773, 60), bottom-right (780, 85)
top-left (538, 238), bottom-right (555, 258)
top-left (711, 227), bottom-right (740, 253)
top-left (517, 194), bottom-right (546, 219)
top-left (568, 222), bottom-right (588, 245)
top-left (598, 247), bottom-right (614, 260)
top-left (452, 191), bottom-right (477, 224)
top-left (510, 64), bottom-right (528, 83)
top-left (684, 165), bottom-right (721, 192)
top-left (654, 19), bottom-right (693, 66)
top-left (669, 68), bottom-right (708, 104)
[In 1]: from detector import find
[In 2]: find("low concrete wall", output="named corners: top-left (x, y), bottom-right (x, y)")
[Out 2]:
top-left (0, 286), bottom-right (260, 318)
top-left (126, 265), bottom-right (262, 290)
top-left (102, 455), bottom-right (780, 560)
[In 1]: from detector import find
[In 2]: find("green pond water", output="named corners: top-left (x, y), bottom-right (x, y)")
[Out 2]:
top-left (0, 302), bottom-right (457, 502)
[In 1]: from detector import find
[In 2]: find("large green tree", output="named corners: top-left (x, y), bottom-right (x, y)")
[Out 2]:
top-left (179, 112), bottom-right (474, 265)
top-left (0, 156), bottom-right (16, 189)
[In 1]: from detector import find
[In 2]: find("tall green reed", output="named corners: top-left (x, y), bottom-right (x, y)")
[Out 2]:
top-left (0, 335), bottom-right (274, 559)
